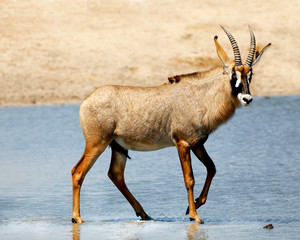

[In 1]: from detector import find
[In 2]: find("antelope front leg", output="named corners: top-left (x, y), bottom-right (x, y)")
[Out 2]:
top-left (186, 144), bottom-right (216, 214)
top-left (176, 140), bottom-right (203, 224)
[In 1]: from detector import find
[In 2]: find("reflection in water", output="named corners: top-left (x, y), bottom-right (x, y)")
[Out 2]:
top-left (72, 223), bottom-right (80, 240)
top-left (186, 223), bottom-right (208, 240)
top-left (71, 221), bottom-right (208, 240)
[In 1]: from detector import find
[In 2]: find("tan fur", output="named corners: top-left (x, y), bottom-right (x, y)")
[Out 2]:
top-left (71, 27), bottom-right (270, 224)
top-left (72, 66), bottom-right (239, 224)
top-left (80, 65), bottom-right (239, 150)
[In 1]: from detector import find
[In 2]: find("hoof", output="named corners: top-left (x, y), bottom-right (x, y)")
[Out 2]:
top-left (72, 216), bottom-right (84, 224)
top-left (136, 212), bottom-right (152, 221)
top-left (144, 214), bottom-right (153, 221)
top-left (190, 217), bottom-right (204, 224)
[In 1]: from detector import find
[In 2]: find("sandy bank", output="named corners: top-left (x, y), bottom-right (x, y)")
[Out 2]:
top-left (0, 0), bottom-right (299, 106)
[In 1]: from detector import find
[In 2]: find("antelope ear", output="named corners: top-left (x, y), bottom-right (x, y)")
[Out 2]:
top-left (252, 43), bottom-right (271, 66)
top-left (214, 36), bottom-right (231, 68)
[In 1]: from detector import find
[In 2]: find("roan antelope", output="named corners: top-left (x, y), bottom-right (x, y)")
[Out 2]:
top-left (71, 26), bottom-right (271, 224)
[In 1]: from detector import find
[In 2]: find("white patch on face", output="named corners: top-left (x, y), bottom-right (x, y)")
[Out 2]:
top-left (238, 93), bottom-right (253, 106)
top-left (247, 72), bottom-right (252, 84)
top-left (235, 71), bottom-right (241, 88)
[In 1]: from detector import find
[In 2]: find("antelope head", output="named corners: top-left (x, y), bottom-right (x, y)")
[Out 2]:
top-left (214, 25), bottom-right (271, 106)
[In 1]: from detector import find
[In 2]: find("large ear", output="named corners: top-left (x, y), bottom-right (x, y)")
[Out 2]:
top-left (214, 35), bottom-right (231, 68)
top-left (252, 43), bottom-right (271, 66)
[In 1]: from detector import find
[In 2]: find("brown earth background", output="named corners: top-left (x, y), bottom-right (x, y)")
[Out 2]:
top-left (0, 0), bottom-right (299, 106)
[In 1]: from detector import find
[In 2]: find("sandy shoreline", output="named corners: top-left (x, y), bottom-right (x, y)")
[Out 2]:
top-left (0, 0), bottom-right (299, 107)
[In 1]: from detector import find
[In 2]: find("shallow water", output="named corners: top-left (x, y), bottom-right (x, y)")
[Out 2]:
top-left (0, 96), bottom-right (299, 240)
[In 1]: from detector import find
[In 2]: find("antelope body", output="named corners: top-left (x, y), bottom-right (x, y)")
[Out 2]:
top-left (71, 26), bottom-right (271, 224)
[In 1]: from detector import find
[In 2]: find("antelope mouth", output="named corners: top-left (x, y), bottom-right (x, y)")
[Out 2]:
top-left (238, 93), bottom-right (253, 106)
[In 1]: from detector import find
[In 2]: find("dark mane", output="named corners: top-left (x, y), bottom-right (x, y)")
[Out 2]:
top-left (167, 66), bottom-right (221, 84)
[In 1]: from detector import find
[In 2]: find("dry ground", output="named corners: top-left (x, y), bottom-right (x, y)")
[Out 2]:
top-left (0, 0), bottom-right (299, 106)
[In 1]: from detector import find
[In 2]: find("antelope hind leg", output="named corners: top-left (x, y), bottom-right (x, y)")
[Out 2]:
top-left (108, 147), bottom-right (151, 220)
top-left (71, 142), bottom-right (109, 223)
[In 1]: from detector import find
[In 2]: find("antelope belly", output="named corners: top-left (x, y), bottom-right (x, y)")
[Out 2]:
top-left (114, 136), bottom-right (174, 151)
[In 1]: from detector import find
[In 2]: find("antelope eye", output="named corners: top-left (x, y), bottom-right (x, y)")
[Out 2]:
top-left (231, 72), bottom-right (237, 79)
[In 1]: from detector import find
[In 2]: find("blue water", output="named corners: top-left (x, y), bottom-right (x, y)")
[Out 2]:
top-left (0, 96), bottom-right (299, 239)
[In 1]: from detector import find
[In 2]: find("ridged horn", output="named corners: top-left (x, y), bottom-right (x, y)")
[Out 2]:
top-left (245, 25), bottom-right (256, 67)
top-left (220, 25), bottom-right (242, 67)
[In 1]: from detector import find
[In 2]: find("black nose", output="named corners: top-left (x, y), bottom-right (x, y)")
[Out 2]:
top-left (243, 97), bottom-right (252, 104)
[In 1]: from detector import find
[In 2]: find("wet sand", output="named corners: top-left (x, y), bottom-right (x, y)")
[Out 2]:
top-left (0, 0), bottom-right (300, 106)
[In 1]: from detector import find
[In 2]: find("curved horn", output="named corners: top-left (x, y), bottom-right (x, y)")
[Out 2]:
top-left (245, 25), bottom-right (256, 67)
top-left (220, 25), bottom-right (242, 67)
